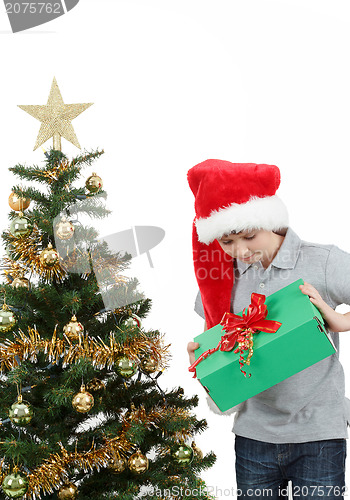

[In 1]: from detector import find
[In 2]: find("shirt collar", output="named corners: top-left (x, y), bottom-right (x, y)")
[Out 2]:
top-left (236, 227), bottom-right (301, 275)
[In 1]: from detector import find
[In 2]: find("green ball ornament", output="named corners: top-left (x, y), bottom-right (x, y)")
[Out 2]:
top-left (171, 443), bottom-right (194, 466)
top-left (114, 355), bottom-right (138, 378)
top-left (9, 395), bottom-right (34, 426)
top-left (0, 304), bottom-right (16, 334)
top-left (9, 214), bottom-right (32, 238)
top-left (1, 470), bottom-right (29, 498)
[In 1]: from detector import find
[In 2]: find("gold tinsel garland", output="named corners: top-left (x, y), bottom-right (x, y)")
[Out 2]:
top-left (23, 435), bottom-right (135, 499)
top-left (10, 404), bottom-right (194, 499)
top-left (2, 227), bottom-right (66, 283)
top-left (0, 328), bottom-right (177, 498)
top-left (2, 228), bottom-right (130, 285)
top-left (0, 326), bottom-right (170, 373)
top-left (32, 157), bottom-right (72, 184)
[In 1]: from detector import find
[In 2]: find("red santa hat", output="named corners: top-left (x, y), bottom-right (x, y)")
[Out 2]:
top-left (187, 160), bottom-right (288, 329)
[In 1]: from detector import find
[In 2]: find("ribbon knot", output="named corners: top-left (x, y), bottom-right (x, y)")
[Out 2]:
top-left (189, 293), bottom-right (281, 378)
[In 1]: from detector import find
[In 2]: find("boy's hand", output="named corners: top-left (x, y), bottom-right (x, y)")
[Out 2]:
top-left (187, 342), bottom-right (199, 365)
top-left (299, 282), bottom-right (350, 332)
top-left (299, 282), bottom-right (330, 314)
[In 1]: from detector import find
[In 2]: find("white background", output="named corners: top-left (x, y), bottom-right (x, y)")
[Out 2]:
top-left (1, 0), bottom-right (350, 498)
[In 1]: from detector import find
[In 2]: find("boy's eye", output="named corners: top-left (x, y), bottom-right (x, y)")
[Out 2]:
top-left (221, 241), bottom-right (232, 245)
top-left (244, 235), bottom-right (255, 240)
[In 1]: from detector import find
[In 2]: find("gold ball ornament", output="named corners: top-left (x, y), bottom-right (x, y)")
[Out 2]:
top-left (168, 475), bottom-right (181, 482)
top-left (55, 216), bottom-right (75, 240)
top-left (9, 213), bottom-right (32, 238)
top-left (191, 441), bottom-right (203, 459)
top-left (122, 313), bottom-right (141, 328)
top-left (72, 384), bottom-right (94, 413)
top-left (140, 355), bottom-right (159, 374)
top-left (57, 483), bottom-right (78, 499)
top-left (9, 394), bottom-right (34, 426)
top-left (0, 304), bottom-right (16, 333)
top-left (1, 469), bottom-right (29, 498)
top-left (85, 172), bottom-right (103, 193)
top-left (63, 315), bottom-right (84, 341)
top-left (11, 276), bottom-right (30, 289)
top-left (39, 242), bottom-right (59, 268)
top-left (8, 191), bottom-right (30, 211)
top-left (171, 443), bottom-right (194, 466)
top-left (110, 452), bottom-right (127, 474)
top-left (128, 451), bottom-right (149, 474)
top-left (114, 355), bottom-right (138, 378)
top-left (86, 378), bottom-right (106, 392)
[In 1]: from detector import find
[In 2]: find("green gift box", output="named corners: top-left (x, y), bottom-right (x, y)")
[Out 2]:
top-left (193, 279), bottom-right (336, 412)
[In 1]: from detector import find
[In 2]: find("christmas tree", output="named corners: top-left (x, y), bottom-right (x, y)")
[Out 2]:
top-left (0, 78), bottom-right (216, 500)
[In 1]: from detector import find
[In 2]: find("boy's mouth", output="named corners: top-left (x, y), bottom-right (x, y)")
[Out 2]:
top-left (241, 253), bottom-right (255, 261)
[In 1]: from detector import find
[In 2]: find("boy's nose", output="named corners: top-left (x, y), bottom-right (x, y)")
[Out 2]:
top-left (233, 243), bottom-right (250, 259)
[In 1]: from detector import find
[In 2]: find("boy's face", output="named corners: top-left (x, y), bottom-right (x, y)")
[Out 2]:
top-left (216, 229), bottom-right (276, 266)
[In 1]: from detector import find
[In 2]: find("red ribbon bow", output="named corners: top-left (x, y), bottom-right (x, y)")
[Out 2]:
top-left (188, 293), bottom-right (282, 378)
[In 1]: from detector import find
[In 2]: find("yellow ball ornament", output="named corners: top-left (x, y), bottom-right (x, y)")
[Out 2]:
top-left (63, 315), bottom-right (84, 341)
top-left (1, 469), bottom-right (29, 498)
top-left (39, 242), bottom-right (59, 268)
top-left (0, 304), bottom-right (16, 334)
top-left (72, 384), bottom-right (94, 413)
top-left (85, 172), bottom-right (103, 193)
top-left (5, 243), bottom-right (17, 260)
top-left (114, 355), bottom-right (138, 378)
top-left (128, 450), bottom-right (149, 474)
top-left (8, 191), bottom-right (30, 211)
top-left (9, 213), bottom-right (32, 238)
top-left (57, 483), bottom-right (78, 499)
top-left (171, 442), bottom-right (194, 466)
top-left (55, 216), bottom-right (74, 240)
top-left (9, 394), bottom-right (34, 426)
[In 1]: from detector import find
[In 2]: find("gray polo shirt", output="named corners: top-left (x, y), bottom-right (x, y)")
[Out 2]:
top-left (194, 226), bottom-right (350, 443)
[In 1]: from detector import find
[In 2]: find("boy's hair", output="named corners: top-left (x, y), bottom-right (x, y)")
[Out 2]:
top-left (221, 228), bottom-right (257, 237)
top-left (221, 228), bottom-right (281, 238)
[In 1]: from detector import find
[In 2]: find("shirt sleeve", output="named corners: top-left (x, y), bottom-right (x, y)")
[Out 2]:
top-left (325, 245), bottom-right (350, 307)
top-left (194, 290), bottom-right (205, 319)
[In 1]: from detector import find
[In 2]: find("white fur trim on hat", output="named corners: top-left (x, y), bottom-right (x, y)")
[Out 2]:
top-left (195, 195), bottom-right (288, 244)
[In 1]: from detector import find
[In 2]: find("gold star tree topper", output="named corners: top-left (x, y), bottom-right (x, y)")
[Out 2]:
top-left (18, 77), bottom-right (93, 151)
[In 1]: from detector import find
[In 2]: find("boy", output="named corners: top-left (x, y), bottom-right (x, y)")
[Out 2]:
top-left (187, 160), bottom-right (350, 499)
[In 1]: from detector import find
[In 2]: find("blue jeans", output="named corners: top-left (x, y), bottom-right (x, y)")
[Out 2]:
top-left (235, 435), bottom-right (347, 499)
